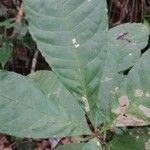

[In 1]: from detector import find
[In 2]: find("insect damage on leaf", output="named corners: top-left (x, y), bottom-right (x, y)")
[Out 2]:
top-left (112, 95), bottom-right (147, 127)
top-left (112, 95), bottom-right (129, 114)
top-left (135, 89), bottom-right (144, 98)
top-left (72, 38), bottom-right (80, 48)
top-left (114, 114), bottom-right (147, 127)
top-left (134, 89), bottom-right (150, 98)
top-left (116, 32), bottom-right (131, 43)
top-left (139, 105), bottom-right (150, 118)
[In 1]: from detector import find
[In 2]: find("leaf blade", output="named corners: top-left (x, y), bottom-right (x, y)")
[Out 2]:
top-left (97, 23), bottom-right (150, 126)
top-left (0, 71), bottom-right (91, 138)
top-left (107, 128), bottom-right (150, 150)
top-left (24, 0), bottom-right (108, 124)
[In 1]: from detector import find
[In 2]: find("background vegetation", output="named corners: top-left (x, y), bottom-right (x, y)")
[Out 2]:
top-left (0, 0), bottom-right (150, 149)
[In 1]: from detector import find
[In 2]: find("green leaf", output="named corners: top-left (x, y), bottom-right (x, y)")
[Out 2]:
top-left (110, 52), bottom-right (150, 127)
top-left (0, 41), bottom-right (13, 68)
top-left (56, 138), bottom-right (102, 150)
top-left (107, 128), bottom-right (150, 150)
top-left (0, 70), bottom-right (90, 138)
top-left (121, 50), bottom-right (150, 126)
top-left (29, 70), bottom-right (91, 133)
top-left (97, 23), bottom-right (149, 126)
top-left (0, 18), bottom-right (15, 28)
top-left (24, 0), bottom-right (150, 127)
top-left (108, 23), bottom-right (149, 73)
top-left (24, 0), bottom-right (108, 124)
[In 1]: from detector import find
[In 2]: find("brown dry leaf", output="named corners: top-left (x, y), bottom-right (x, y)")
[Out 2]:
top-left (0, 135), bottom-right (10, 150)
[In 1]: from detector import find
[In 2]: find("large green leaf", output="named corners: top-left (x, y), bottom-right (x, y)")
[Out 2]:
top-left (24, 0), bottom-right (150, 127)
top-left (107, 127), bottom-right (150, 150)
top-left (29, 70), bottom-right (91, 134)
top-left (97, 23), bottom-right (149, 126)
top-left (0, 70), bottom-right (90, 138)
top-left (56, 138), bottom-right (102, 150)
top-left (24, 0), bottom-right (108, 124)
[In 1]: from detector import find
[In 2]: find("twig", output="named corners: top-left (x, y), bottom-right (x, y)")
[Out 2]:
top-left (31, 50), bottom-right (39, 73)
top-left (11, 3), bottom-right (24, 38)
top-left (16, 3), bottom-right (24, 23)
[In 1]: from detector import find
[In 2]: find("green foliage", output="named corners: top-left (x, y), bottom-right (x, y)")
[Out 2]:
top-left (97, 23), bottom-right (149, 126)
top-left (107, 128), bottom-right (150, 150)
top-left (0, 18), bottom-right (15, 29)
top-left (24, 0), bottom-right (108, 125)
top-left (0, 70), bottom-right (90, 138)
top-left (0, 39), bottom-right (13, 68)
top-left (0, 0), bottom-right (149, 149)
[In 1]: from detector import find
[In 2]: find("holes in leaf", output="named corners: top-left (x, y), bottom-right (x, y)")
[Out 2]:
top-left (116, 32), bottom-right (131, 43)
top-left (118, 66), bottom-right (133, 75)
top-left (141, 35), bottom-right (150, 55)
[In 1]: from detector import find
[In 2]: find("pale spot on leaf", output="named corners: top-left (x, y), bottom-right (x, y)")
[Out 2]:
top-left (129, 53), bottom-right (132, 56)
top-left (135, 89), bottom-right (144, 97)
top-left (74, 44), bottom-right (80, 48)
top-left (101, 77), bottom-right (112, 82)
top-left (82, 95), bottom-right (90, 112)
top-left (139, 105), bottom-right (150, 117)
top-left (115, 87), bottom-right (119, 91)
top-left (145, 92), bottom-right (150, 98)
top-left (114, 114), bottom-right (147, 127)
top-left (119, 96), bottom-right (129, 113)
top-left (97, 142), bottom-right (100, 146)
top-left (53, 88), bottom-right (60, 98)
top-left (72, 38), bottom-right (80, 48)
top-left (72, 38), bottom-right (76, 44)
top-left (112, 96), bottom-right (129, 114)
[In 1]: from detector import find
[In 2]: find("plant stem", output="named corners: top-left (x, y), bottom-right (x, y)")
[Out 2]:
top-left (31, 50), bottom-right (39, 73)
